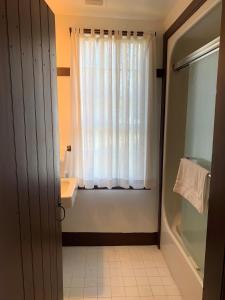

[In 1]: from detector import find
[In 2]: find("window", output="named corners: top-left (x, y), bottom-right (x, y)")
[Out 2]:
top-left (70, 30), bottom-right (156, 189)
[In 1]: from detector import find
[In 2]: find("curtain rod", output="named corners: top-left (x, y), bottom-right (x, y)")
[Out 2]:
top-left (173, 37), bottom-right (220, 71)
top-left (69, 27), bottom-right (156, 37)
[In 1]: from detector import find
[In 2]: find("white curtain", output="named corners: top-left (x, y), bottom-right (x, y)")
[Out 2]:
top-left (69, 29), bottom-right (158, 189)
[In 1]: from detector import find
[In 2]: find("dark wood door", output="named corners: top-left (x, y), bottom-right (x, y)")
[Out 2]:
top-left (0, 0), bottom-right (63, 299)
top-left (203, 1), bottom-right (225, 299)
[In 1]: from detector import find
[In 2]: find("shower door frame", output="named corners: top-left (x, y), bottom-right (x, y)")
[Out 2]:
top-left (203, 0), bottom-right (225, 298)
top-left (159, 0), bottom-right (225, 299)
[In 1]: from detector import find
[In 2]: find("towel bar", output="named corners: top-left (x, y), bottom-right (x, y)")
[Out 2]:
top-left (185, 157), bottom-right (211, 178)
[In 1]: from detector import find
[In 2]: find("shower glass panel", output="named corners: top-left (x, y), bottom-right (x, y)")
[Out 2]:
top-left (179, 51), bottom-right (219, 278)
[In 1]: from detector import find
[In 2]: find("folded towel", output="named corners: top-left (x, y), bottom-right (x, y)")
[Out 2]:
top-left (173, 158), bottom-right (210, 214)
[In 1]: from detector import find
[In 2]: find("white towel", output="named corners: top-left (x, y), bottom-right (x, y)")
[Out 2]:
top-left (173, 158), bottom-right (210, 214)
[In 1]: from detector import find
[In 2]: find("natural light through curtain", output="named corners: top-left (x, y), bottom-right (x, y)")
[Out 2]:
top-left (70, 29), bottom-right (157, 189)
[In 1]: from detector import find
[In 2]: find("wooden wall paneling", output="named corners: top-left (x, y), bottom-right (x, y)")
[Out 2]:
top-left (30, 0), bottom-right (52, 299)
top-left (6, 0), bottom-right (34, 299)
top-left (0, 0), bottom-right (24, 299)
top-left (40, 1), bottom-right (58, 299)
top-left (19, 0), bottom-right (44, 298)
top-left (48, 9), bottom-right (63, 300)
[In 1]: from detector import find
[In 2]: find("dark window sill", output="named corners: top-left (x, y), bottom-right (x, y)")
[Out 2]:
top-left (78, 186), bottom-right (151, 191)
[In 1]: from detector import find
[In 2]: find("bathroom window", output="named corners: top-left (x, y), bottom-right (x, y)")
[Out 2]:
top-left (70, 29), bottom-right (157, 189)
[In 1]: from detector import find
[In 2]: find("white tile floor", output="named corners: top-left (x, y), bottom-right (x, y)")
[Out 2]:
top-left (63, 246), bottom-right (182, 300)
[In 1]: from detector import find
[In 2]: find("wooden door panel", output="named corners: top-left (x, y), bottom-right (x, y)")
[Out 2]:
top-left (0, 0), bottom-right (63, 299)
top-left (19, 0), bottom-right (45, 298)
top-left (0, 1), bottom-right (25, 299)
top-left (6, 1), bottom-right (35, 299)
top-left (30, 0), bottom-right (53, 299)
top-left (222, 250), bottom-right (225, 299)
top-left (40, 1), bottom-right (59, 299)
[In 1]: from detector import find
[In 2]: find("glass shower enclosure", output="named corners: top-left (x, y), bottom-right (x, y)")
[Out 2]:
top-left (178, 49), bottom-right (219, 277)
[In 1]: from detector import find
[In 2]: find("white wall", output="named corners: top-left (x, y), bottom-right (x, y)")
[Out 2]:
top-left (62, 190), bottom-right (158, 233)
top-left (164, 0), bottom-right (193, 30)
top-left (55, 14), bottom-right (163, 233)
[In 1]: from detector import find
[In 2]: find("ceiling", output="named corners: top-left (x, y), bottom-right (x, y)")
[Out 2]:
top-left (46, 0), bottom-right (179, 21)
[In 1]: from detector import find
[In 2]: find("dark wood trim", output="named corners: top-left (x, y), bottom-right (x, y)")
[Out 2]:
top-left (156, 68), bottom-right (164, 78)
top-left (158, 0), bottom-right (207, 248)
top-left (165, 0), bottom-right (207, 40)
top-left (221, 249), bottom-right (225, 299)
top-left (57, 67), bottom-right (70, 76)
top-left (62, 232), bottom-right (158, 246)
top-left (203, 1), bottom-right (225, 298)
top-left (78, 186), bottom-right (151, 191)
